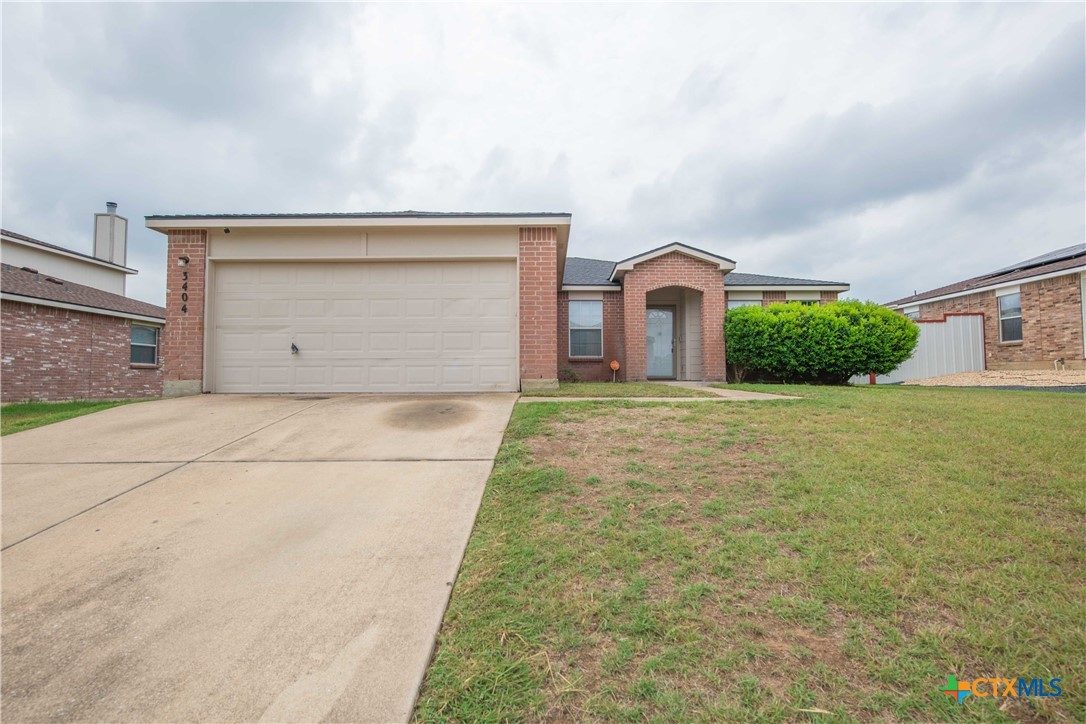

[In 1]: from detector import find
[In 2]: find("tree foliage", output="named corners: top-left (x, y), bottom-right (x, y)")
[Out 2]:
top-left (725, 300), bottom-right (919, 384)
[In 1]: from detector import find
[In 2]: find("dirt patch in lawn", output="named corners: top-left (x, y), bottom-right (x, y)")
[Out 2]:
top-left (526, 406), bottom-right (773, 509)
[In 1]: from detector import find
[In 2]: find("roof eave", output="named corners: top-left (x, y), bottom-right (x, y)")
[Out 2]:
top-left (0, 292), bottom-right (165, 323)
top-left (885, 263), bottom-right (1086, 308)
top-left (145, 213), bottom-right (573, 232)
top-left (727, 284), bottom-right (850, 292)
top-left (1, 233), bottom-right (139, 274)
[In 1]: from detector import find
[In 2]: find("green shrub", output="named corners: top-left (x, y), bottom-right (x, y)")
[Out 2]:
top-left (724, 301), bottom-right (919, 385)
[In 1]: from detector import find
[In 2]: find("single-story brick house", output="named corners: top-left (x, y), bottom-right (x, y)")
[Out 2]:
top-left (886, 244), bottom-right (1085, 370)
top-left (144, 212), bottom-right (848, 395)
top-left (1, 205), bottom-right (166, 402)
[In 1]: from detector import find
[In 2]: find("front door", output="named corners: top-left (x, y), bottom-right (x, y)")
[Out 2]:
top-left (646, 307), bottom-right (675, 378)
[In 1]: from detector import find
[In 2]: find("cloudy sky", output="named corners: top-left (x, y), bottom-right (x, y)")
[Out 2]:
top-left (3, 3), bottom-right (1083, 306)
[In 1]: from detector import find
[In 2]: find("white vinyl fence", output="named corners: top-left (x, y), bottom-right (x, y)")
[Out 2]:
top-left (852, 314), bottom-right (985, 384)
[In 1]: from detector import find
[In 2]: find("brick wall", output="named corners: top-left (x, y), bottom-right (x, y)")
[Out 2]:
top-left (557, 290), bottom-right (625, 381)
top-left (519, 227), bottom-right (559, 388)
top-left (1, 300), bottom-right (162, 402)
top-left (820, 290), bottom-right (839, 303)
top-left (622, 252), bottom-right (727, 381)
top-left (762, 291), bottom-right (786, 306)
top-left (162, 230), bottom-right (207, 396)
top-left (918, 272), bottom-right (1084, 369)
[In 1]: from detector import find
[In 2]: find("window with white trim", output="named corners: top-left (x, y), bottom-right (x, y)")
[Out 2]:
top-left (569, 300), bottom-right (603, 357)
top-left (727, 300), bottom-right (761, 310)
top-left (998, 293), bottom-right (1022, 342)
top-left (131, 325), bottom-right (159, 365)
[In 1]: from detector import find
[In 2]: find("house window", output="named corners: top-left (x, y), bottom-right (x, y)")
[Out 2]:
top-left (727, 300), bottom-right (760, 310)
top-left (131, 325), bottom-right (159, 365)
top-left (569, 300), bottom-right (603, 357)
top-left (998, 293), bottom-right (1022, 342)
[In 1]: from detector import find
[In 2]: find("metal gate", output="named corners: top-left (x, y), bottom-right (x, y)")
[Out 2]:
top-left (853, 313), bottom-right (985, 384)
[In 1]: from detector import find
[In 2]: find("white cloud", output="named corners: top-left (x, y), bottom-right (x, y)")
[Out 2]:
top-left (2, 3), bottom-right (1082, 306)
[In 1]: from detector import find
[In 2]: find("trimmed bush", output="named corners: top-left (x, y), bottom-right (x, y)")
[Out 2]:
top-left (725, 300), bottom-right (919, 385)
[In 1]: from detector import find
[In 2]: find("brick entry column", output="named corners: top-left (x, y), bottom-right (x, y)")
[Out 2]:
top-left (621, 252), bottom-right (727, 381)
top-left (519, 227), bottom-right (559, 390)
top-left (162, 229), bottom-right (207, 397)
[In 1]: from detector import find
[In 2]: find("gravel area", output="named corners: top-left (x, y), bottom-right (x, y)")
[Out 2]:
top-left (904, 370), bottom-right (1086, 388)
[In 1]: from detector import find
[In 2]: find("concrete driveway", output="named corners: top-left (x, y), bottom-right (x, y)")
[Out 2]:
top-left (1, 393), bottom-right (517, 723)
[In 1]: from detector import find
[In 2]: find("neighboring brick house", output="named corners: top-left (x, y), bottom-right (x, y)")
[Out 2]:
top-left (886, 244), bottom-right (1086, 371)
top-left (144, 212), bottom-right (848, 394)
top-left (1, 205), bottom-right (166, 402)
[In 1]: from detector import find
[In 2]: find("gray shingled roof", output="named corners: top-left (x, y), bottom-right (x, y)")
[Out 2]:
top-left (563, 257), bottom-right (619, 286)
top-left (725, 272), bottom-right (849, 287)
top-left (886, 244), bottom-right (1086, 307)
top-left (1, 229), bottom-right (135, 271)
top-left (563, 257), bottom-right (844, 288)
top-left (1, 264), bottom-right (165, 319)
top-left (145, 210), bottom-right (571, 220)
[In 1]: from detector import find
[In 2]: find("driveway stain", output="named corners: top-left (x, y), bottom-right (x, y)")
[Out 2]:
top-left (383, 400), bottom-right (478, 430)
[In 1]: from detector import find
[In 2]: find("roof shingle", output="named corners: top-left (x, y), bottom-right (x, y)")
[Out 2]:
top-left (1, 264), bottom-right (165, 320)
top-left (563, 257), bottom-right (619, 286)
top-left (886, 244), bottom-right (1086, 307)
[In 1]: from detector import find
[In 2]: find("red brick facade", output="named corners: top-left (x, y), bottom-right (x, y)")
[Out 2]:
top-left (621, 252), bottom-right (728, 381)
top-left (162, 230), bottom-right (207, 396)
top-left (557, 290), bottom-right (625, 381)
top-left (518, 227), bottom-right (559, 387)
top-left (154, 221), bottom-right (847, 392)
top-left (1, 300), bottom-right (162, 402)
top-left (918, 272), bottom-right (1085, 369)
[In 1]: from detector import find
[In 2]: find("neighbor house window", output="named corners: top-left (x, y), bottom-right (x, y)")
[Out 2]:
top-left (569, 300), bottom-right (603, 357)
top-left (727, 300), bottom-right (760, 310)
top-left (131, 325), bottom-right (159, 364)
top-left (998, 293), bottom-right (1022, 342)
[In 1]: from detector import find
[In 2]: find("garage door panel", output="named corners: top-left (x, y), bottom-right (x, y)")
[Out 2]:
top-left (369, 299), bottom-right (400, 318)
top-left (212, 261), bottom-right (518, 392)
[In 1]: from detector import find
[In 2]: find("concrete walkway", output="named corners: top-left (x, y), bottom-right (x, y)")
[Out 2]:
top-left (2, 393), bottom-right (516, 723)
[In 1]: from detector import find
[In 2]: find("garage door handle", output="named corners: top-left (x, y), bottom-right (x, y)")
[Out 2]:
top-left (291, 343), bottom-right (299, 355)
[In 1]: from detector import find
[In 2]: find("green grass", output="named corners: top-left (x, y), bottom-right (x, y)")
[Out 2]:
top-left (416, 385), bottom-right (1085, 722)
top-left (1, 399), bottom-right (146, 436)
top-left (522, 381), bottom-right (717, 397)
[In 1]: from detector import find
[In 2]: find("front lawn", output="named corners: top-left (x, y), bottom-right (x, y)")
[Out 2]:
top-left (417, 385), bottom-right (1084, 721)
top-left (1, 399), bottom-right (145, 436)
top-left (522, 381), bottom-right (717, 398)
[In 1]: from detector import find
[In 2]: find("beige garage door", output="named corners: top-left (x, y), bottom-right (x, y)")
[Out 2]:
top-left (211, 261), bottom-right (518, 393)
